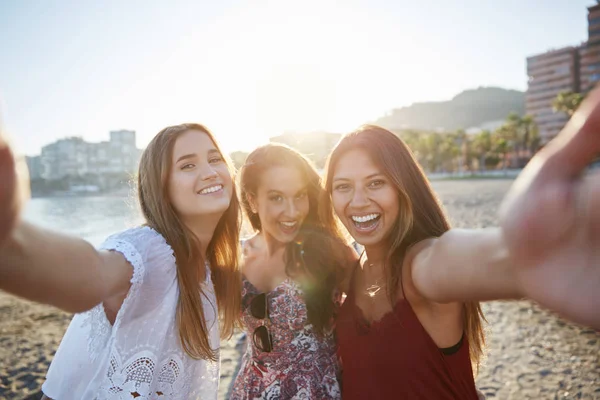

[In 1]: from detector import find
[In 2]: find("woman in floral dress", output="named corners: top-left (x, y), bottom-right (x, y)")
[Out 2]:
top-left (231, 143), bottom-right (355, 399)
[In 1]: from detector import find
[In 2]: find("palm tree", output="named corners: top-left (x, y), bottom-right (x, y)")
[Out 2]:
top-left (452, 130), bottom-right (471, 173)
top-left (494, 123), bottom-right (518, 169)
top-left (472, 130), bottom-right (493, 172)
top-left (495, 113), bottom-right (540, 168)
top-left (505, 113), bottom-right (523, 168)
top-left (440, 133), bottom-right (459, 173)
top-left (552, 91), bottom-right (584, 117)
top-left (493, 136), bottom-right (510, 172)
top-left (520, 115), bottom-right (540, 160)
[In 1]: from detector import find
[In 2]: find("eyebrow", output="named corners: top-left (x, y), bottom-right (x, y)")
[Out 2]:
top-left (267, 187), bottom-right (307, 195)
top-left (175, 154), bottom-right (197, 164)
top-left (175, 148), bottom-right (220, 164)
top-left (333, 172), bottom-right (384, 182)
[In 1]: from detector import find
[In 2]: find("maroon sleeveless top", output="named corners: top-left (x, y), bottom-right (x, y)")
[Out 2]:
top-left (336, 271), bottom-right (479, 399)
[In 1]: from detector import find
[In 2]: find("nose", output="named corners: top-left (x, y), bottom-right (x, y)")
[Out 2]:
top-left (284, 199), bottom-right (300, 219)
top-left (349, 187), bottom-right (370, 208)
top-left (199, 162), bottom-right (219, 181)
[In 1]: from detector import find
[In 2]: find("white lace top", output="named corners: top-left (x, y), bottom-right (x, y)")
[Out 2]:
top-left (41, 226), bottom-right (220, 400)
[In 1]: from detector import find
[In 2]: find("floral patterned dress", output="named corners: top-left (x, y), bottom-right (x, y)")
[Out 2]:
top-left (230, 277), bottom-right (341, 400)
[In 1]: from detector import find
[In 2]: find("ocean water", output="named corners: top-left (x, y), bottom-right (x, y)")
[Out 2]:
top-left (23, 195), bottom-right (144, 247)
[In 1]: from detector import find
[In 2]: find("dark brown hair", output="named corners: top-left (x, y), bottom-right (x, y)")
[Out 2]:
top-left (239, 143), bottom-right (348, 334)
top-left (138, 123), bottom-right (241, 361)
top-left (322, 125), bottom-right (486, 369)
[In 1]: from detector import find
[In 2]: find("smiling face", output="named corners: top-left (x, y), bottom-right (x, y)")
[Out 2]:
top-left (249, 165), bottom-right (309, 244)
top-left (330, 148), bottom-right (400, 249)
top-left (168, 129), bottom-right (233, 221)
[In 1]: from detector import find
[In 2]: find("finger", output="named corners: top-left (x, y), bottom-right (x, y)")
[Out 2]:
top-left (540, 87), bottom-right (600, 179)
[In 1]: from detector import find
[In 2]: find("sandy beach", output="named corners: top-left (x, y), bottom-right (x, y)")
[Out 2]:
top-left (1, 180), bottom-right (599, 399)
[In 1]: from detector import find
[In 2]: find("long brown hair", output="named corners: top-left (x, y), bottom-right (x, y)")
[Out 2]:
top-left (322, 125), bottom-right (486, 369)
top-left (239, 143), bottom-right (348, 334)
top-left (137, 123), bottom-right (241, 361)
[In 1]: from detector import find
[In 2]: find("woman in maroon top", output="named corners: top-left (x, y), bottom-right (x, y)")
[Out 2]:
top-left (321, 94), bottom-right (600, 399)
top-left (323, 126), bottom-right (485, 399)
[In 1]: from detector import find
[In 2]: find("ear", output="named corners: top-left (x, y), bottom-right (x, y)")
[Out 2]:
top-left (246, 193), bottom-right (258, 214)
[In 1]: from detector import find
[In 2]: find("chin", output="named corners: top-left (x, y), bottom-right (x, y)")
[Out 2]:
top-left (201, 202), bottom-right (231, 217)
top-left (348, 229), bottom-right (384, 247)
top-left (356, 237), bottom-right (382, 248)
top-left (267, 230), bottom-right (299, 244)
top-left (281, 235), bottom-right (299, 244)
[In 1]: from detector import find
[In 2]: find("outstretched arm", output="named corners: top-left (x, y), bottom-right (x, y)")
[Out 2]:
top-left (1, 221), bottom-right (132, 313)
top-left (411, 87), bottom-right (600, 329)
top-left (410, 228), bottom-right (520, 304)
top-left (0, 128), bottom-right (132, 314)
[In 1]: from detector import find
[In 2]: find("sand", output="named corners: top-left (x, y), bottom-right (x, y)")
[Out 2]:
top-left (1, 180), bottom-right (599, 399)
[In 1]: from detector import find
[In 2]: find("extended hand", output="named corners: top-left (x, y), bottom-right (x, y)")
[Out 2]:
top-left (500, 88), bottom-right (600, 329)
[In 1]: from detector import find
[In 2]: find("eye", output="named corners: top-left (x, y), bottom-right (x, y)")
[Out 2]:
top-left (333, 183), bottom-right (350, 192)
top-left (181, 163), bottom-right (195, 170)
top-left (209, 155), bottom-right (224, 164)
top-left (296, 191), bottom-right (307, 200)
top-left (269, 195), bottom-right (283, 202)
top-left (369, 179), bottom-right (385, 188)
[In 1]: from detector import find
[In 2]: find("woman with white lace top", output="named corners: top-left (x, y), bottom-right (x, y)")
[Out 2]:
top-left (0, 123), bottom-right (242, 400)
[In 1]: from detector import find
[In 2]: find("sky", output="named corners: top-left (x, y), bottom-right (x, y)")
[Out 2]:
top-left (0, 0), bottom-right (594, 156)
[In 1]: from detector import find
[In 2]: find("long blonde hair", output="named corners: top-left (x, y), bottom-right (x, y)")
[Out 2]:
top-left (137, 123), bottom-right (241, 361)
top-left (323, 125), bottom-right (486, 370)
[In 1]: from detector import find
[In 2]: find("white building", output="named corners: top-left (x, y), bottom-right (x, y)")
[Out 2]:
top-left (25, 155), bottom-right (44, 180)
top-left (40, 131), bottom-right (141, 180)
top-left (41, 137), bottom-right (88, 180)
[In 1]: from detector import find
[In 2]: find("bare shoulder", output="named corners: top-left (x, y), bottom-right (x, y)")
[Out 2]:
top-left (403, 237), bottom-right (439, 288)
top-left (406, 237), bottom-right (437, 262)
top-left (402, 238), bottom-right (463, 346)
top-left (242, 235), bottom-right (262, 257)
top-left (400, 238), bottom-right (437, 305)
top-left (241, 234), bottom-right (264, 273)
top-left (402, 237), bottom-right (460, 312)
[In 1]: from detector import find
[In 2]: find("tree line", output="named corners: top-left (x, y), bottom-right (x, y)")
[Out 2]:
top-left (397, 90), bottom-right (584, 174)
top-left (230, 91), bottom-right (583, 175)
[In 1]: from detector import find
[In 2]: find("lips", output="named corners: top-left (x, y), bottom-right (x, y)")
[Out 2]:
top-left (279, 220), bottom-right (299, 234)
top-left (350, 213), bottom-right (381, 232)
top-left (198, 184), bottom-right (223, 195)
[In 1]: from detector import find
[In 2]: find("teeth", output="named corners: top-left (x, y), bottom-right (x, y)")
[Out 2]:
top-left (351, 214), bottom-right (379, 223)
top-left (200, 185), bottom-right (222, 194)
top-left (280, 221), bottom-right (297, 227)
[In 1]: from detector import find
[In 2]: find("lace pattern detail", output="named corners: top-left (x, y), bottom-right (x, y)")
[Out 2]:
top-left (43, 227), bottom-right (218, 400)
top-left (94, 351), bottom-right (187, 400)
top-left (81, 238), bottom-right (145, 361)
top-left (83, 304), bottom-right (112, 362)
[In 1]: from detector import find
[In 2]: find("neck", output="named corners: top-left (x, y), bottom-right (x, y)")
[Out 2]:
top-left (184, 213), bottom-right (222, 260)
top-left (262, 231), bottom-right (288, 259)
top-left (363, 243), bottom-right (387, 270)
